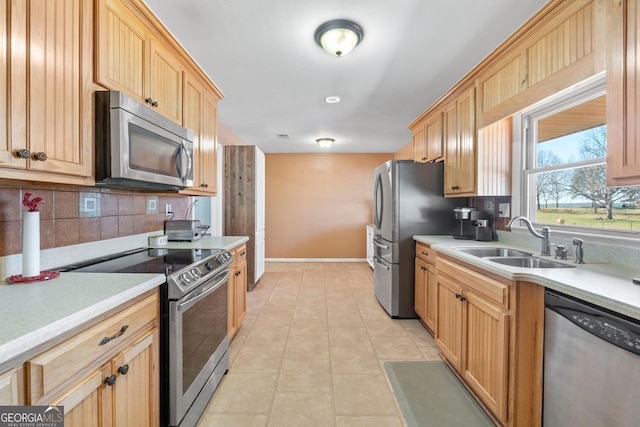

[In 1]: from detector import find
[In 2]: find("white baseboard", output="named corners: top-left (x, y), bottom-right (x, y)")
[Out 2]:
top-left (266, 258), bottom-right (367, 263)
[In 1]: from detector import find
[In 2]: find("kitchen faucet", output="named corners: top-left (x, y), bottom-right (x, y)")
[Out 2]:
top-left (506, 216), bottom-right (551, 256)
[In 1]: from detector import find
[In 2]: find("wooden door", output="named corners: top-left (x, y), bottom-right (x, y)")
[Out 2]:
top-left (0, 0), bottom-right (26, 169)
top-left (414, 258), bottom-right (427, 320)
top-left (200, 90), bottom-right (219, 193)
top-left (455, 87), bottom-right (477, 195)
top-left (607, 0), bottom-right (640, 185)
top-left (148, 38), bottom-right (183, 124)
top-left (443, 99), bottom-right (458, 195)
top-left (96, 0), bottom-right (147, 101)
top-left (436, 274), bottom-right (463, 371)
top-left (424, 261), bottom-right (438, 332)
top-left (0, 369), bottom-right (19, 405)
top-left (425, 111), bottom-right (444, 162)
top-left (235, 260), bottom-right (247, 328)
top-left (54, 364), bottom-right (113, 427)
top-left (463, 291), bottom-right (509, 424)
top-left (183, 73), bottom-right (204, 189)
top-left (112, 330), bottom-right (159, 427)
top-left (27, 0), bottom-right (92, 178)
top-left (412, 122), bottom-right (427, 162)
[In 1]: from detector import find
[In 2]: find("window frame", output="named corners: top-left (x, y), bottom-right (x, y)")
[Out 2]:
top-left (512, 72), bottom-right (640, 246)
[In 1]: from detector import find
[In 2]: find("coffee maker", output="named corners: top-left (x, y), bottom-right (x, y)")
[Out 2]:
top-left (453, 207), bottom-right (477, 239)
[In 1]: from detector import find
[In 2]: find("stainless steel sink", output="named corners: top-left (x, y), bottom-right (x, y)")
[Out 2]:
top-left (453, 246), bottom-right (533, 258)
top-left (488, 256), bottom-right (576, 268)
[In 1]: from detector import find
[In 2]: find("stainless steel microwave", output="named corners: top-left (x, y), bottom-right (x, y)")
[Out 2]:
top-left (95, 91), bottom-right (194, 190)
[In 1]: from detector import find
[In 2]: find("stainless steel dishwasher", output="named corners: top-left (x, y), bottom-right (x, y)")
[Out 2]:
top-left (544, 290), bottom-right (640, 426)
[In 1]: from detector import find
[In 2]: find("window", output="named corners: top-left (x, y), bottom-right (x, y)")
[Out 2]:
top-left (516, 74), bottom-right (640, 235)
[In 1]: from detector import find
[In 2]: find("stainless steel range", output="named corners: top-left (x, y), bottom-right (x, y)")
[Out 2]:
top-left (56, 247), bottom-right (233, 427)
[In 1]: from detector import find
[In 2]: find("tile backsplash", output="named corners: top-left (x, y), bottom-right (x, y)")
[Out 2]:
top-left (0, 181), bottom-right (190, 257)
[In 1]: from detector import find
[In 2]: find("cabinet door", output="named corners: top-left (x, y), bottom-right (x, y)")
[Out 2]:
top-left (414, 258), bottom-right (427, 320)
top-left (27, 0), bottom-right (92, 178)
top-left (0, 0), bottom-right (26, 169)
top-left (183, 73), bottom-right (204, 189)
top-left (425, 112), bottom-right (444, 162)
top-left (228, 258), bottom-right (238, 338)
top-left (112, 329), bottom-right (159, 427)
top-left (424, 261), bottom-right (438, 331)
top-left (607, 0), bottom-right (640, 185)
top-left (436, 274), bottom-right (463, 371)
top-left (53, 364), bottom-right (113, 427)
top-left (96, 0), bottom-right (147, 101)
top-left (148, 38), bottom-right (183, 124)
top-left (235, 261), bottom-right (247, 328)
top-left (455, 87), bottom-right (477, 195)
top-left (0, 368), bottom-right (19, 405)
top-left (412, 123), bottom-right (427, 162)
top-left (463, 292), bottom-right (509, 424)
top-left (200, 90), bottom-right (219, 193)
top-left (443, 100), bottom-right (458, 194)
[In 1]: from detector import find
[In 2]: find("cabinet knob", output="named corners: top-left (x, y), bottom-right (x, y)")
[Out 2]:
top-left (15, 149), bottom-right (31, 159)
top-left (104, 375), bottom-right (117, 386)
top-left (145, 97), bottom-right (159, 108)
top-left (33, 152), bottom-right (47, 161)
top-left (451, 185), bottom-right (460, 191)
top-left (118, 364), bottom-right (129, 375)
top-left (200, 183), bottom-right (209, 188)
top-left (455, 293), bottom-right (461, 300)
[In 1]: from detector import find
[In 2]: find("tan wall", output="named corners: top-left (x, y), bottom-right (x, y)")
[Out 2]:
top-left (394, 141), bottom-right (413, 160)
top-left (266, 153), bottom-right (393, 259)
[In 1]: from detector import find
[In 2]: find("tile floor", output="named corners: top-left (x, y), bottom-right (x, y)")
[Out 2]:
top-left (198, 262), bottom-right (441, 427)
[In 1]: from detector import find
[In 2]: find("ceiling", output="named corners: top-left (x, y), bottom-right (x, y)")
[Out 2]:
top-left (143, 0), bottom-right (548, 154)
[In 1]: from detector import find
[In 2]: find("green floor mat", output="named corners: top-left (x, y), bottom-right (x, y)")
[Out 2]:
top-left (383, 360), bottom-right (496, 427)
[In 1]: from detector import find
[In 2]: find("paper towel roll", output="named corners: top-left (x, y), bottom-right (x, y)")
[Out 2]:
top-left (22, 211), bottom-right (40, 278)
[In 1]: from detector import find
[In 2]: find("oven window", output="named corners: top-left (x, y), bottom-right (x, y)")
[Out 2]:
top-left (181, 282), bottom-right (228, 393)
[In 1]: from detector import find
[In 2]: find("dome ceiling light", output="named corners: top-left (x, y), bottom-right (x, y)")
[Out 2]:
top-left (314, 20), bottom-right (364, 57)
top-left (316, 138), bottom-right (335, 148)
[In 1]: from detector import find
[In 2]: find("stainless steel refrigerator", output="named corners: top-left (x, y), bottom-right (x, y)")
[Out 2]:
top-left (372, 160), bottom-right (464, 318)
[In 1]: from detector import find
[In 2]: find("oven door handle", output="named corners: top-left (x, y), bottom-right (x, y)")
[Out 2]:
top-left (178, 269), bottom-right (230, 312)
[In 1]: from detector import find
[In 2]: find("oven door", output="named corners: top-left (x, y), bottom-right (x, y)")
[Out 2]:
top-left (169, 269), bottom-right (230, 426)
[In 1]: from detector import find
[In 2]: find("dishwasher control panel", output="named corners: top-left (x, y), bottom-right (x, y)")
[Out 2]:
top-left (545, 290), bottom-right (640, 356)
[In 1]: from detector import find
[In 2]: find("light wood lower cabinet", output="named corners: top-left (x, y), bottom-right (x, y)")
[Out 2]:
top-left (436, 256), bottom-right (509, 424)
top-left (415, 242), bottom-right (437, 331)
top-left (228, 244), bottom-right (247, 340)
top-left (0, 368), bottom-right (19, 405)
top-left (26, 291), bottom-right (159, 426)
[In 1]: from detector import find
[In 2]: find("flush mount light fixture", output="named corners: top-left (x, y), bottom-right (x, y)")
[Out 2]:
top-left (314, 19), bottom-right (364, 57)
top-left (325, 96), bottom-right (341, 104)
top-left (316, 138), bottom-right (335, 148)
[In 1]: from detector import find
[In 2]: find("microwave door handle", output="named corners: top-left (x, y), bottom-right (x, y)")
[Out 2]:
top-left (175, 143), bottom-right (184, 179)
top-left (183, 142), bottom-right (193, 182)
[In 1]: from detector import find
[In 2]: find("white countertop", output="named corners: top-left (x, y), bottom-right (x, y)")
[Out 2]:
top-left (0, 235), bottom-right (249, 370)
top-left (414, 235), bottom-right (640, 321)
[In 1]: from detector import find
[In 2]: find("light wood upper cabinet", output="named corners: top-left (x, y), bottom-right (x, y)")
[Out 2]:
top-left (607, 0), bottom-right (640, 185)
top-left (412, 122), bottom-right (427, 162)
top-left (180, 73), bottom-right (219, 195)
top-left (444, 86), bottom-right (476, 197)
top-left (0, 0), bottom-right (93, 185)
top-left (96, 0), bottom-right (183, 124)
top-left (411, 110), bottom-right (443, 163)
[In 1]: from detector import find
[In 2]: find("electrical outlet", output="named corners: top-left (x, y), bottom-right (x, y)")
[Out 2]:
top-left (498, 203), bottom-right (510, 218)
top-left (484, 200), bottom-right (494, 212)
top-left (165, 203), bottom-right (172, 216)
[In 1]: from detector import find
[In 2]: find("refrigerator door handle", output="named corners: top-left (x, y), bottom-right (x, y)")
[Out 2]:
top-left (374, 257), bottom-right (389, 270)
top-left (373, 172), bottom-right (383, 229)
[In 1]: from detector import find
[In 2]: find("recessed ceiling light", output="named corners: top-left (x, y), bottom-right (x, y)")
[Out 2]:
top-left (325, 96), bottom-right (341, 104)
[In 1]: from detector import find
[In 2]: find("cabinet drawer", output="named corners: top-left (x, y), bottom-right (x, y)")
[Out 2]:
top-left (234, 244), bottom-right (247, 264)
top-left (27, 292), bottom-right (158, 404)
top-left (437, 257), bottom-right (509, 308)
top-left (416, 243), bottom-right (436, 263)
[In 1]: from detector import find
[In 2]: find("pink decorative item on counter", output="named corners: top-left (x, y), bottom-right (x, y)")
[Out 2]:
top-left (21, 192), bottom-right (43, 278)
